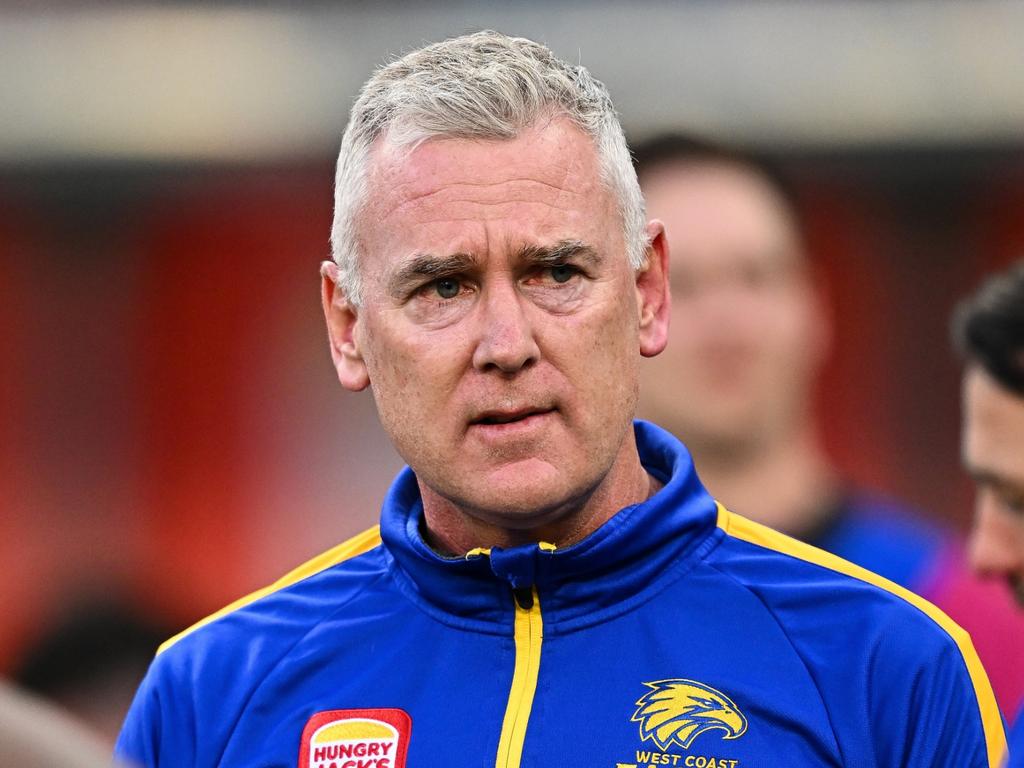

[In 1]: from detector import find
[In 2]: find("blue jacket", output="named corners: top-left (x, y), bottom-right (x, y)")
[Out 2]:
top-left (1009, 707), bottom-right (1024, 768)
top-left (117, 421), bottom-right (1006, 767)
top-left (810, 490), bottom-right (1024, 721)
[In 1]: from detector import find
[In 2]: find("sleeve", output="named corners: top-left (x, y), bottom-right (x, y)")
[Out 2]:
top-left (868, 612), bottom-right (1007, 768)
top-left (114, 652), bottom-right (196, 768)
top-left (1006, 710), bottom-right (1024, 768)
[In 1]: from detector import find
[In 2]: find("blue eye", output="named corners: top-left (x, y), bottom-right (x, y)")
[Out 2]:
top-left (550, 265), bottom-right (575, 283)
top-left (434, 278), bottom-right (460, 299)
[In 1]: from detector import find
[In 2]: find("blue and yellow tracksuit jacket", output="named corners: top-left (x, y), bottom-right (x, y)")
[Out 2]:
top-left (1008, 706), bottom-right (1024, 768)
top-left (117, 421), bottom-right (1006, 768)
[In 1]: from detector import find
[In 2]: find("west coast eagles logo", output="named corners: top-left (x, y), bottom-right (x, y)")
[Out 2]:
top-left (631, 679), bottom-right (748, 751)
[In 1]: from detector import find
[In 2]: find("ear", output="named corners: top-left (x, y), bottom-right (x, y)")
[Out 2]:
top-left (321, 261), bottom-right (370, 391)
top-left (635, 220), bottom-right (671, 358)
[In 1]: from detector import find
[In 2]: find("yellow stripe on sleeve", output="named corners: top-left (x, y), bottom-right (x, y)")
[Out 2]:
top-left (716, 504), bottom-right (1006, 767)
top-left (157, 525), bottom-right (382, 655)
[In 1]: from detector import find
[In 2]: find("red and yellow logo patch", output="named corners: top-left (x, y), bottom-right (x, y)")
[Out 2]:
top-left (298, 708), bottom-right (411, 768)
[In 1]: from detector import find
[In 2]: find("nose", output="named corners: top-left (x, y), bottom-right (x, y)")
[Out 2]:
top-left (967, 491), bottom-right (1024, 581)
top-left (471, 280), bottom-right (539, 374)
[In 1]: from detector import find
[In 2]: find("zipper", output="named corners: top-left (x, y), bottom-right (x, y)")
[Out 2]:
top-left (495, 585), bottom-right (543, 768)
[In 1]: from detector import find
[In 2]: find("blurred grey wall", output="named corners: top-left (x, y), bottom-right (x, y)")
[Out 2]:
top-left (2, 0), bottom-right (1024, 163)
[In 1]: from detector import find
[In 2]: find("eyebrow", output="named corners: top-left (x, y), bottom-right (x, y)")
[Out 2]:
top-left (967, 466), bottom-right (1024, 492)
top-left (387, 252), bottom-right (477, 298)
top-left (516, 239), bottom-right (603, 268)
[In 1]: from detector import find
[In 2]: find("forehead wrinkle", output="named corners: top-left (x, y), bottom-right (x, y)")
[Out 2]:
top-left (382, 181), bottom-right (587, 222)
top-left (378, 198), bottom-right (587, 234)
top-left (377, 133), bottom-right (587, 200)
top-left (397, 177), bottom-right (581, 197)
top-left (411, 196), bottom-right (583, 213)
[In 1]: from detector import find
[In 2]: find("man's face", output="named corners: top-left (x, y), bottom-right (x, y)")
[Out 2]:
top-left (325, 118), bottom-right (667, 529)
top-left (637, 163), bottom-right (826, 454)
top-left (961, 365), bottom-right (1024, 606)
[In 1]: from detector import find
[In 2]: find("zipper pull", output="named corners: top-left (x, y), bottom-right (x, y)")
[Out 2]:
top-left (513, 586), bottom-right (534, 610)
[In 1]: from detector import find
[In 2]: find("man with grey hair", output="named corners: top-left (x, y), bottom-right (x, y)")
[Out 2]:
top-left (117, 31), bottom-right (1005, 768)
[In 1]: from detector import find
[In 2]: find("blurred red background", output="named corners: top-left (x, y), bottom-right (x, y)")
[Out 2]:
top-left (3, 149), bottom-right (1024, 674)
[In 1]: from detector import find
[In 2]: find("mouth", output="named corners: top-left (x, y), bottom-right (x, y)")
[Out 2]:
top-left (470, 407), bottom-right (555, 427)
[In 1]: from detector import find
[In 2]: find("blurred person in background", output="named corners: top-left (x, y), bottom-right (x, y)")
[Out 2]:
top-left (635, 134), bottom-right (1024, 719)
top-left (13, 601), bottom-right (169, 747)
top-left (0, 680), bottom-right (115, 767)
top-left (954, 260), bottom-right (1024, 766)
top-left (116, 32), bottom-right (1005, 767)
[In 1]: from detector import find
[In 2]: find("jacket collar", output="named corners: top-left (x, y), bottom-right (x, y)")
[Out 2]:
top-left (378, 420), bottom-right (722, 634)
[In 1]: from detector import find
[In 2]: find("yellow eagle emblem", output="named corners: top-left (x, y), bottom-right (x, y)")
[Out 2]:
top-left (632, 679), bottom-right (748, 751)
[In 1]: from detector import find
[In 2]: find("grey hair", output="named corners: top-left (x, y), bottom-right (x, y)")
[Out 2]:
top-left (330, 30), bottom-right (647, 305)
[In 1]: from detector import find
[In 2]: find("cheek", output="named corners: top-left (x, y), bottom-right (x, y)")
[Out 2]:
top-left (569, 301), bottom-right (640, 401)
top-left (361, 325), bottom-right (441, 411)
top-left (367, 338), bottom-right (482, 454)
top-left (754, 295), bottom-right (817, 362)
top-left (364, 344), bottom-right (415, 402)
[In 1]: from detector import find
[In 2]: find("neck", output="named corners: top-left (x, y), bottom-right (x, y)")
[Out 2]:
top-left (690, 421), bottom-right (838, 538)
top-left (421, 433), bottom-right (660, 556)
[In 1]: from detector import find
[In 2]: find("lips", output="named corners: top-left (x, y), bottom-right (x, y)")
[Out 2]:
top-left (470, 407), bottom-right (554, 426)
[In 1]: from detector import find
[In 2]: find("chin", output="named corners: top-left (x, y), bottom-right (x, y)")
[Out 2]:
top-left (459, 466), bottom-right (583, 529)
top-left (478, 489), bottom-right (577, 526)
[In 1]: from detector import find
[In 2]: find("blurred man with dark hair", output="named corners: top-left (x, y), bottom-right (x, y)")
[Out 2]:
top-left (955, 260), bottom-right (1024, 766)
top-left (14, 601), bottom-right (169, 746)
top-left (635, 133), bottom-right (1024, 718)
